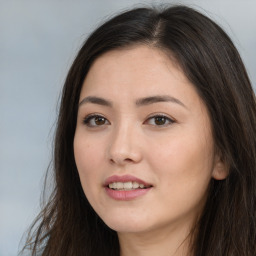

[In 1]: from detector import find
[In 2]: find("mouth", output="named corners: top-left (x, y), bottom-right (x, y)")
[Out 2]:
top-left (108, 181), bottom-right (152, 191)
top-left (104, 175), bottom-right (153, 197)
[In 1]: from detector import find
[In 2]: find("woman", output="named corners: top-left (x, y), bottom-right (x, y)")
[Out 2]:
top-left (22, 5), bottom-right (256, 256)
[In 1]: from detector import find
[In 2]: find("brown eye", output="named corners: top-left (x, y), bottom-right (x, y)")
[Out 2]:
top-left (154, 116), bottom-right (167, 125)
top-left (145, 115), bottom-right (174, 126)
top-left (95, 116), bottom-right (106, 125)
top-left (83, 115), bottom-right (110, 127)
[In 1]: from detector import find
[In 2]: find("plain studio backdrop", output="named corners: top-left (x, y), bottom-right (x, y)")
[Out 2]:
top-left (0, 0), bottom-right (255, 255)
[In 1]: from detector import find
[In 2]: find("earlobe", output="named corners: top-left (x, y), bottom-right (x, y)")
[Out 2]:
top-left (212, 155), bottom-right (229, 180)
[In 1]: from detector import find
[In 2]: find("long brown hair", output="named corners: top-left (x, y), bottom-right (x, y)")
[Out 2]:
top-left (22, 5), bottom-right (256, 255)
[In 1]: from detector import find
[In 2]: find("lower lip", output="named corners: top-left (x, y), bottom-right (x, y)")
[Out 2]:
top-left (105, 187), bottom-right (152, 200)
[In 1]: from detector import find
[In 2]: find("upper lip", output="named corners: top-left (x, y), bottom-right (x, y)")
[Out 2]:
top-left (104, 175), bottom-right (152, 187)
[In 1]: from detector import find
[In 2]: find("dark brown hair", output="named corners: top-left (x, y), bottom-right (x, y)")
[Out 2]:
top-left (22, 5), bottom-right (256, 256)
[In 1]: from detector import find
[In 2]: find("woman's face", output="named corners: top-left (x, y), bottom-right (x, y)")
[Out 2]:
top-left (74, 45), bottom-right (227, 236)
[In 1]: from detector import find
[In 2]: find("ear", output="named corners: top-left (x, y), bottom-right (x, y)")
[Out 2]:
top-left (212, 154), bottom-right (229, 180)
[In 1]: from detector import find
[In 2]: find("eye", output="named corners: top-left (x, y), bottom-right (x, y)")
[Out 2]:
top-left (144, 114), bottom-right (174, 126)
top-left (83, 114), bottom-right (110, 127)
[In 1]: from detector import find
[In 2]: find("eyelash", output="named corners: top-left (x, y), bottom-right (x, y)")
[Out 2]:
top-left (144, 114), bottom-right (175, 126)
top-left (83, 114), bottom-right (110, 127)
top-left (83, 114), bottom-right (175, 128)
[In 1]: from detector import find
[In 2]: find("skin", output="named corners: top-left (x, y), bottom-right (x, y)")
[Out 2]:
top-left (73, 45), bottom-right (228, 256)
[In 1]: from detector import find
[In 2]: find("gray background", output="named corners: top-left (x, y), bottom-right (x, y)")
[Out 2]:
top-left (0, 0), bottom-right (255, 255)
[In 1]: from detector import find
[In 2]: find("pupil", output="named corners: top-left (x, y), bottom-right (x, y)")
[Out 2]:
top-left (95, 117), bottom-right (105, 125)
top-left (155, 117), bottom-right (166, 125)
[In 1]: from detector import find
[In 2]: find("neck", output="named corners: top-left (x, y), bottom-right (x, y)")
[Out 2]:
top-left (118, 224), bottom-right (193, 256)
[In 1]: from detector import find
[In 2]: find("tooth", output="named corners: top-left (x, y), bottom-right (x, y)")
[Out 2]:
top-left (124, 182), bottom-right (133, 190)
top-left (108, 181), bottom-right (148, 190)
top-left (133, 182), bottom-right (139, 189)
top-left (116, 182), bottom-right (124, 189)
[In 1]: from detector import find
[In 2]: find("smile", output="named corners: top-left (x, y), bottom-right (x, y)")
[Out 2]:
top-left (108, 181), bottom-right (150, 190)
top-left (104, 175), bottom-right (153, 200)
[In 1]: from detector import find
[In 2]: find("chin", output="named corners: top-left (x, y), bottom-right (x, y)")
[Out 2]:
top-left (100, 214), bottom-right (149, 233)
top-left (108, 223), bottom-right (148, 234)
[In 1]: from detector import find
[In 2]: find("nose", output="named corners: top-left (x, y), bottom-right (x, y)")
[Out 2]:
top-left (107, 123), bottom-right (142, 166)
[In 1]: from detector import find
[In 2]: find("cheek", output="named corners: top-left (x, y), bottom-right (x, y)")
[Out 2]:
top-left (73, 134), bottom-right (105, 191)
top-left (148, 129), bottom-right (214, 195)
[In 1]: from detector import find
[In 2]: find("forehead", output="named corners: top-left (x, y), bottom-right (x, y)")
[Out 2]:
top-left (81, 45), bottom-right (191, 98)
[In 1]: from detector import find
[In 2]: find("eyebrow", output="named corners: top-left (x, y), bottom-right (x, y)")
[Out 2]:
top-left (79, 96), bottom-right (112, 107)
top-left (135, 95), bottom-right (187, 108)
top-left (79, 95), bottom-right (187, 109)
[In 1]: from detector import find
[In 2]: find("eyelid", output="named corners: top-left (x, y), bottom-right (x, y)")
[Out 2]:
top-left (144, 113), bottom-right (175, 126)
top-left (81, 112), bottom-right (175, 127)
top-left (83, 113), bottom-right (110, 127)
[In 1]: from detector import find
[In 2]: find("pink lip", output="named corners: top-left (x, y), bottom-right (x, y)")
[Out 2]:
top-left (104, 175), bottom-right (151, 187)
top-left (104, 175), bottom-right (152, 201)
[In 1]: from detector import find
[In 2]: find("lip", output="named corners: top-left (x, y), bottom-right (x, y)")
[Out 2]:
top-left (104, 175), bottom-right (153, 201)
top-left (104, 175), bottom-right (152, 187)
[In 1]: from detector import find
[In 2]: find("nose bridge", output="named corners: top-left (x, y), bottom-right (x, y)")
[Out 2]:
top-left (108, 118), bottom-right (141, 165)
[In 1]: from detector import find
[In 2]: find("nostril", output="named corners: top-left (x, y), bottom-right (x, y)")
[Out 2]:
top-left (124, 158), bottom-right (133, 162)
top-left (109, 157), bottom-right (133, 165)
